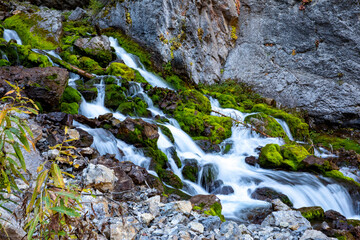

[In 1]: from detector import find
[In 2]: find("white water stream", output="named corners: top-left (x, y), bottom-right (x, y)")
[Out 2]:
top-left (5, 29), bottom-right (359, 221)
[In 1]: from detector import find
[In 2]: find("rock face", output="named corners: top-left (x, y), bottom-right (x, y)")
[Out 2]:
top-left (24, 0), bottom-right (90, 10)
top-left (35, 8), bottom-right (63, 43)
top-left (0, 66), bottom-right (69, 111)
top-left (95, 0), bottom-right (239, 84)
top-left (223, 0), bottom-right (360, 126)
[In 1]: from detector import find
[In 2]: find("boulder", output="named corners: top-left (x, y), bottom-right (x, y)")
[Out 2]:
top-left (35, 8), bottom-right (63, 43)
top-left (181, 159), bottom-right (199, 183)
top-left (300, 230), bottom-right (332, 240)
top-left (200, 163), bottom-right (219, 191)
top-left (74, 36), bottom-right (113, 66)
top-left (73, 128), bottom-right (94, 148)
top-left (223, 0), bottom-right (360, 126)
top-left (82, 164), bottom-right (118, 192)
top-left (195, 140), bottom-right (221, 153)
top-left (251, 187), bottom-right (293, 207)
top-left (68, 7), bottom-right (87, 21)
top-left (261, 210), bottom-right (311, 230)
top-left (0, 66), bottom-right (69, 112)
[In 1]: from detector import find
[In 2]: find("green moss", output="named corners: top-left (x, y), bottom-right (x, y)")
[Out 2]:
top-left (134, 69), bottom-right (148, 83)
top-left (244, 113), bottom-right (288, 140)
top-left (251, 104), bottom-right (309, 141)
top-left (178, 89), bottom-right (211, 114)
top-left (61, 52), bottom-right (80, 66)
top-left (3, 13), bottom-right (57, 50)
top-left (0, 25), bottom-right (4, 38)
top-left (103, 28), bottom-right (152, 69)
top-left (0, 59), bottom-right (10, 66)
top-left (298, 206), bottom-right (325, 222)
top-left (106, 62), bottom-right (135, 80)
top-left (104, 84), bottom-right (126, 110)
top-left (61, 86), bottom-right (82, 104)
top-left (203, 202), bottom-right (225, 222)
top-left (34, 101), bottom-right (43, 113)
top-left (165, 75), bottom-right (186, 91)
top-left (75, 45), bottom-right (113, 68)
top-left (182, 164), bottom-right (199, 183)
top-left (259, 143), bottom-right (310, 170)
top-left (324, 170), bottom-right (360, 188)
top-left (160, 170), bottom-right (183, 189)
top-left (116, 97), bottom-right (149, 117)
top-left (60, 102), bottom-right (79, 115)
top-left (311, 132), bottom-right (360, 154)
top-left (78, 56), bottom-right (105, 75)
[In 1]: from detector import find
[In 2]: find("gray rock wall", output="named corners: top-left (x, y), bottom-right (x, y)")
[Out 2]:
top-left (95, 0), bottom-right (239, 84)
top-left (223, 0), bottom-right (360, 125)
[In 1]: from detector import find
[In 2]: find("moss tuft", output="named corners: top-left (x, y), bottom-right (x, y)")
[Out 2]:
top-left (60, 102), bottom-right (79, 115)
top-left (116, 97), bottom-right (149, 117)
top-left (104, 84), bottom-right (126, 110)
top-left (106, 62), bottom-right (135, 80)
top-left (298, 206), bottom-right (324, 222)
top-left (61, 86), bottom-right (82, 104)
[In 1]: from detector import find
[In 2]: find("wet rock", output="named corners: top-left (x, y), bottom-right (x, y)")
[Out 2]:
top-left (82, 164), bottom-right (117, 192)
top-left (128, 165), bottom-right (148, 185)
top-left (251, 187), bottom-right (293, 207)
top-left (74, 114), bottom-right (101, 128)
top-left (271, 199), bottom-right (291, 212)
top-left (301, 155), bottom-right (338, 172)
top-left (195, 140), bottom-right (221, 153)
top-left (73, 128), bottom-right (94, 148)
top-left (298, 206), bottom-right (325, 222)
top-left (245, 156), bottom-right (258, 166)
top-left (200, 163), bottom-right (219, 191)
top-left (36, 112), bottom-right (72, 125)
top-left (212, 185), bottom-right (235, 195)
top-left (0, 67), bottom-right (69, 112)
top-left (116, 117), bottom-right (159, 147)
top-left (181, 159), bottom-right (199, 183)
top-left (68, 7), bottom-right (87, 21)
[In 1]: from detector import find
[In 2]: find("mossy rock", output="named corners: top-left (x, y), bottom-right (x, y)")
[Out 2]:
top-left (177, 89), bottom-right (211, 114)
top-left (104, 84), bottom-right (126, 110)
top-left (182, 159), bottom-right (199, 183)
top-left (259, 143), bottom-right (310, 170)
top-left (134, 69), bottom-right (148, 84)
top-left (61, 86), bottom-right (82, 104)
top-left (204, 202), bottom-right (225, 222)
top-left (106, 62), bottom-right (135, 80)
top-left (1, 43), bottom-right (52, 68)
top-left (146, 147), bottom-right (168, 172)
top-left (311, 132), bottom-right (360, 154)
top-left (324, 170), bottom-right (360, 188)
top-left (251, 104), bottom-right (309, 141)
top-left (245, 113), bottom-right (288, 140)
top-left (0, 25), bottom-right (4, 38)
top-left (159, 169), bottom-right (183, 189)
top-left (60, 102), bottom-right (79, 115)
top-left (158, 125), bottom-right (174, 143)
top-left (116, 97), bottom-right (149, 117)
top-left (165, 74), bottom-right (186, 91)
top-left (298, 206), bottom-right (325, 222)
top-left (78, 56), bottom-right (105, 75)
top-left (3, 13), bottom-right (57, 50)
top-left (200, 163), bottom-right (219, 191)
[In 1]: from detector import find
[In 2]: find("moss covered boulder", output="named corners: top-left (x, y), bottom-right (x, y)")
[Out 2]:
top-left (104, 84), bottom-right (126, 110)
top-left (75, 79), bottom-right (98, 101)
top-left (190, 194), bottom-right (225, 221)
top-left (259, 143), bottom-right (310, 170)
top-left (74, 36), bottom-right (114, 67)
top-left (78, 56), bottom-right (105, 75)
top-left (60, 86), bottom-right (82, 114)
top-left (117, 97), bottom-right (150, 117)
top-left (106, 62), bottom-right (135, 80)
top-left (245, 113), bottom-right (288, 140)
top-left (298, 206), bottom-right (325, 222)
top-left (160, 170), bottom-right (183, 189)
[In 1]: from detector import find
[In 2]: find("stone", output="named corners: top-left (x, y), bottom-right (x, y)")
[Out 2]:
top-left (141, 213), bottom-right (155, 225)
top-left (74, 36), bottom-right (112, 66)
top-left (200, 163), bottom-right (219, 191)
top-left (173, 201), bottom-right (192, 215)
top-left (0, 208), bottom-right (26, 240)
top-left (68, 7), bottom-right (87, 21)
top-left (272, 199), bottom-right (291, 211)
top-left (223, 0), bottom-right (360, 126)
top-left (261, 210), bottom-right (311, 230)
top-left (146, 195), bottom-right (161, 216)
top-left (67, 128), bottom-right (80, 140)
top-left (299, 230), bottom-right (331, 240)
top-left (73, 128), bottom-right (94, 148)
top-left (189, 222), bottom-right (204, 234)
top-left (220, 221), bottom-right (241, 239)
top-left (199, 216), bottom-right (222, 232)
top-left (0, 67), bottom-right (69, 112)
top-left (35, 8), bottom-right (63, 43)
top-left (47, 149), bottom-right (60, 160)
top-left (82, 164), bottom-right (117, 192)
top-left (110, 217), bottom-right (139, 240)
top-left (190, 194), bottom-right (221, 211)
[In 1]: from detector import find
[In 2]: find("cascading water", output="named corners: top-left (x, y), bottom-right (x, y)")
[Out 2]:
top-left (75, 37), bottom-right (360, 221)
top-left (6, 28), bottom-right (358, 221)
top-left (3, 29), bottom-right (23, 45)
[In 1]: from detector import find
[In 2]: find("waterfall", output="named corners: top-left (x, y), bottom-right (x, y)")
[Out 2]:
top-left (3, 29), bottom-right (23, 45)
top-left (274, 118), bottom-right (295, 141)
top-left (7, 28), bottom-right (358, 221)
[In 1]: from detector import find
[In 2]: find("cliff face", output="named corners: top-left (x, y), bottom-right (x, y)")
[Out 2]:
top-left (95, 0), bottom-right (239, 84)
top-left (223, 0), bottom-right (360, 126)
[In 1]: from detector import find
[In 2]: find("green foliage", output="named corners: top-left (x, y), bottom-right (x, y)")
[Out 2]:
top-left (60, 86), bottom-right (82, 114)
top-left (106, 62), bottom-right (135, 80)
top-left (0, 59), bottom-right (10, 66)
top-left (103, 28), bottom-right (152, 69)
top-left (3, 13), bottom-right (57, 50)
top-left (89, 0), bottom-right (104, 15)
top-left (178, 89), bottom-right (211, 114)
top-left (165, 75), bottom-right (186, 90)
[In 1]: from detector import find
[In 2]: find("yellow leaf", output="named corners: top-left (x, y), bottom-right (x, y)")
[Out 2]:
top-left (51, 163), bottom-right (65, 189)
top-left (292, 49), bottom-right (296, 56)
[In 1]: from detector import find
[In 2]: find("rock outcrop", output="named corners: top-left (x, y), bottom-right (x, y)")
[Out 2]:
top-left (223, 0), bottom-right (360, 126)
top-left (95, 0), bottom-right (239, 84)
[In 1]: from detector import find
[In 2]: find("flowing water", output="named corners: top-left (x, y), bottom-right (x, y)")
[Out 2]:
top-left (5, 29), bottom-right (360, 221)
top-left (3, 29), bottom-right (23, 45)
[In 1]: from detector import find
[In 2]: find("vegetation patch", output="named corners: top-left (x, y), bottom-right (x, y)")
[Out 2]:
top-left (60, 86), bottom-right (82, 114)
